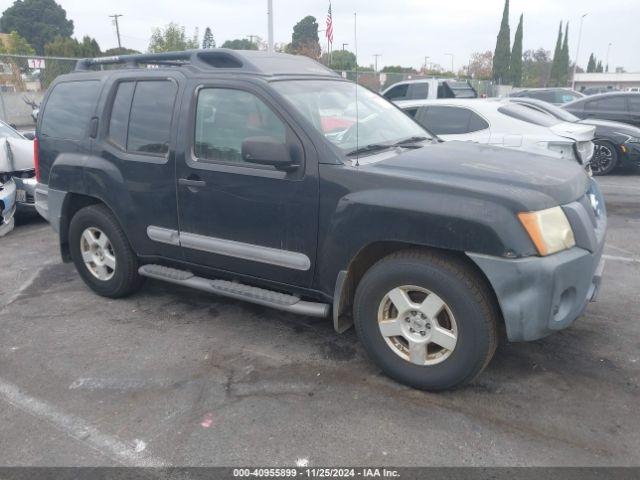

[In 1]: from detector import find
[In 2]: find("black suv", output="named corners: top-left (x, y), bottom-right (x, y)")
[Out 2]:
top-left (34, 50), bottom-right (606, 391)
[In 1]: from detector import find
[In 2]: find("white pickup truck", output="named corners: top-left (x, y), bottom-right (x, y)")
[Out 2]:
top-left (381, 79), bottom-right (477, 102)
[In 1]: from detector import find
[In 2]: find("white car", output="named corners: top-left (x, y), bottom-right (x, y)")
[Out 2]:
top-left (0, 120), bottom-right (36, 215)
top-left (395, 98), bottom-right (596, 165)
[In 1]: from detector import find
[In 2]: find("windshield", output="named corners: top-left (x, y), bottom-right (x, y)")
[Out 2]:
top-left (271, 80), bottom-right (430, 155)
top-left (0, 121), bottom-right (24, 140)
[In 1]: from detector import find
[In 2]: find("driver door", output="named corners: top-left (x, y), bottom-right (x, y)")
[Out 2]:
top-left (175, 81), bottom-right (320, 287)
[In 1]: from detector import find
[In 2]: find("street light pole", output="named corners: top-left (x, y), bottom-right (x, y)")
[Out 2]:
top-left (606, 42), bottom-right (612, 72)
top-left (267, 0), bottom-right (274, 52)
top-left (445, 53), bottom-right (454, 74)
top-left (342, 43), bottom-right (349, 51)
top-left (424, 56), bottom-right (430, 73)
top-left (571, 12), bottom-right (589, 90)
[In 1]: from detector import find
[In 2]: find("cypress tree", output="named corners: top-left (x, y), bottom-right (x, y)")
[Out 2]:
top-left (492, 0), bottom-right (511, 84)
top-left (202, 27), bottom-right (215, 49)
top-left (596, 60), bottom-right (603, 73)
top-left (587, 53), bottom-right (595, 73)
top-left (509, 14), bottom-right (523, 87)
top-left (550, 21), bottom-right (563, 86)
top-left (560, 23), bottom-right (569, 86)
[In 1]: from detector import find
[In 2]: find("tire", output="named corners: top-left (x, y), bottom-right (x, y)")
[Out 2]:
top-left (69, 204), bottom-right (144, 298)
top-left (354, 249), bottom-right (499, 391)
top-left (591, 140), bottom-right (619, 176)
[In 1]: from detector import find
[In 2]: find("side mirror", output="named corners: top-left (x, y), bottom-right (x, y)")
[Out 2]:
top-left (241, 137), bottom-right (298, 171)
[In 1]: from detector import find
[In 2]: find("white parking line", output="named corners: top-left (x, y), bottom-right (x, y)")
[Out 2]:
top-left (603, 254), bottom-right (640, 264)
top-left (0, 378), bottom-right (166, 466)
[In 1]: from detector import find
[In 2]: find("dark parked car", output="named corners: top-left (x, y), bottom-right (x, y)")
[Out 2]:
top-left (510, 88), bottom-right (585, 105)
top-left (563, 92), bottom-right (640, 129)
top-left (34, 50), bottom-right (606, 391)
top-left (509, 97), bottom-right (640, 175)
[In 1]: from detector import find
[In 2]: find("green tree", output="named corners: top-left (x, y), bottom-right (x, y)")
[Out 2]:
top-left (79, 35), bottom-right (101, 57)
top-left (290, 15), bottom-right (321, 59)
top-left (587, 53), bottom-right (595, 73)
top-left (559, 22), bottom-right (569, 85)
top-left (221, 38), bottom-right (258, 50)
top-left (44, 35), bottom-right (80, 56)
top-left (202, 27), bottom-right (215, 49)
top-left (596, 60), bottom-right (603, 73)
top-left (381, 65), bottom-right (417, 74)
top-left (509, 14), bottom-right (523, 86)
top-left (549, 21), bottom-right (563, 86)
top-left (320, 49), bottom-right (356, 70)
top-left (0, 30), bottom-right (35, 54)
top-left (522, 48), bottom-right (552, 87)
top-left (0, 0), bottom-right (73, 54)
top-left (148, 23), bottom-right (199, 53)
top-left (492, 0), bottom-right (511, 83)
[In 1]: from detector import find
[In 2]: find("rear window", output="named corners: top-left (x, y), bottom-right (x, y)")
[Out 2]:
top-left (416, 106), bottom-right (488, 135)
top-left (498, 104), bottom-right (558, 127)
top-left (41, 81), bottom-right (100, 140)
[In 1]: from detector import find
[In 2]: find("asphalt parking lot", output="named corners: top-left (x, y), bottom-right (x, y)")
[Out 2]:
top-left (0, 173), bottom-right (638, 467)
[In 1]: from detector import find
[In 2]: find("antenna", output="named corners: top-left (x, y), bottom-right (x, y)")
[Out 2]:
top-left (354, 12), bottom-right (359, 167)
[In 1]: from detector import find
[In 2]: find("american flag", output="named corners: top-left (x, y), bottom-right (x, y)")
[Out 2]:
top-left (326, 2), bottom-right (334, 45)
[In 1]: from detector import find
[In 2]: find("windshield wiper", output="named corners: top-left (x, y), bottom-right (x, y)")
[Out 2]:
top-left (346, 143), bottom-right (394, 157)
top-left (393, 136), bottom-right (430, 147)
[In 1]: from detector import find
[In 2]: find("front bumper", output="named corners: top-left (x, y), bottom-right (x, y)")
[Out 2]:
top-left (620, 143), bottom-right (640, 169)
top-left (468, 178), bottom-right (607, 342)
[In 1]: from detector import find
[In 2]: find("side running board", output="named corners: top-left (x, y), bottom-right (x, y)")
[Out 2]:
top-left (138, 264), bottom-right (330, 318)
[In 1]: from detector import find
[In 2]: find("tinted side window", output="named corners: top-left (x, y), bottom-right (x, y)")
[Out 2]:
top-left (587, 96), bottom-right (626, 112)
top-left (127, 81), bottom-right (177, 155)
top-left (194, 88), bottom-right (287, 165)
top-left (626, 96), bottom-right (640, 112)
top-left (108, 81), bottom-right (135, 149)
top-left (410, 83), bottom-right (429, 100)
top-left (468, 111), bottom-right (490, 132)
top-left (530, 91), bottom-right (554, 103)
top-left (384, 84), bottom-right (409, 100)
top-left (418, 106), bottom-right (473, 135)
top-left (403, 107), bottom-right (418, 118)
top-left (41, 81), bottom-right (100, 140)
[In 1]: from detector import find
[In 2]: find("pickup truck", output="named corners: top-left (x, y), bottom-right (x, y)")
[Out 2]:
top-left (34, 49), bottom-right (606, 391)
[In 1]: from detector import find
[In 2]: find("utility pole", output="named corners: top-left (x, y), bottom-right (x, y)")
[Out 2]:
top-left (572, 12), bottom-right (589, 90)
top-left (606, 42), bottom-right (612, 72)
top-left (267, 0), bottom-right (274, 52)
top-left (373, 54), bottom-right (382, 73)
top-left (423, 56), bottom-right (430, 73)
top-left (109, 14), bottom-right (123, 49)
top-left (247, 34), bottom-right (258, 47)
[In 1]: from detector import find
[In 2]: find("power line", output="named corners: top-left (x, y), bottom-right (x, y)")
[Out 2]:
top-left (109, 14), bottom-right (123, 49)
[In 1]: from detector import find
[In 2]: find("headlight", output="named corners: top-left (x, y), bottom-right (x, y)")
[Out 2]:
top-left (625, 136), bottom-right (640, 144)
top-left (518, 206), bottom-right (575, 256)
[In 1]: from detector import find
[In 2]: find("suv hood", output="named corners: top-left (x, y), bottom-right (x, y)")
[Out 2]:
top-left (549, 122), bottom-right (595, 142)
top-left (364, 141), bottom-right (590, 212)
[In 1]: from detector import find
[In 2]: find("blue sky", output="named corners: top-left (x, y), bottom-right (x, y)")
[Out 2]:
top-left (45, 0), bottom-right (640, 72)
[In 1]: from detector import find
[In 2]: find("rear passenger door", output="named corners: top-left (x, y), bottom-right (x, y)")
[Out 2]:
top-left (174, 80), bottom-right (319, 287)
top-left (95, 72), bottom-right (183, 260)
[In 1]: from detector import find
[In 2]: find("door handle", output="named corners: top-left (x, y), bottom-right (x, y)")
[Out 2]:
top-left (179, 178), bottom-right (206, 188)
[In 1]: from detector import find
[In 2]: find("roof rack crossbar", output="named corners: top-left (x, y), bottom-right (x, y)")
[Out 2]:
top-left (75, 51), bottom-right (196, 71)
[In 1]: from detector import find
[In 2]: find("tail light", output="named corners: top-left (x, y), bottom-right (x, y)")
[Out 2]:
top-left (34, 136), bottom-right (40, 182)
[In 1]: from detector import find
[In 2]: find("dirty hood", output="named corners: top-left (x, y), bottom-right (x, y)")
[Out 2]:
top-left (365, 141), bottom-right (590, 212)
top-left (0, 137), bottom-right (34, 173)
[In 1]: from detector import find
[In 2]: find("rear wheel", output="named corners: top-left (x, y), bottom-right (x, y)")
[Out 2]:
top-left (591, 140), bottom-right (618, 176)
top-left (354, 250), bottom-right (499, 391)
top-left (69, 204), bottom-right (143, 298)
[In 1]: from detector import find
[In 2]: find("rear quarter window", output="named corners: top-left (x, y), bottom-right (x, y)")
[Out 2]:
top-left (41, 81), bottom-right (100, 140)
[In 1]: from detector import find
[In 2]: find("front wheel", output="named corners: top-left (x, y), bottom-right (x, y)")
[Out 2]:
top-left (354, 250), bottom-right (499, 391)
top-left (591, 140), bottom-right (619, 176)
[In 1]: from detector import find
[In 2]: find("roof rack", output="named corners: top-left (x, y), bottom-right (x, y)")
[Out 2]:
top-left (75, 49), bottom-right (252, 72)
top-left (74, 48), bottom-right (339, 78)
